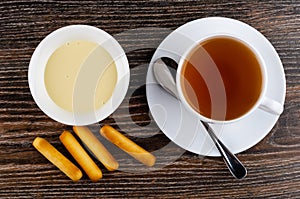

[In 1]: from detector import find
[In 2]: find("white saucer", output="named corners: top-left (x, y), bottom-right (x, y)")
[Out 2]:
top-left (146, 17), bottom-right (286, 157)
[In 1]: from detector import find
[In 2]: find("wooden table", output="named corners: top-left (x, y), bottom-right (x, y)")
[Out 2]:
top-left (0, 1), bottom-right (299, 198)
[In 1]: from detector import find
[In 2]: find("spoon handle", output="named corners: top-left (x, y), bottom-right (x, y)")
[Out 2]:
top-left (202, 122), bottom-right (247, 179)
top-left (153, 57), bottom-right (247, 179)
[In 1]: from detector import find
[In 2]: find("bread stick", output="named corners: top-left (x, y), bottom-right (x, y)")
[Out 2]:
top-left (59, 131), bottom-right (102, 182)
top-left (73, 126), bottom-right (119, 171)
top-left (100, 125), bottom-right (156, 167)
top-left (32, 137), bottom-right (82, 182)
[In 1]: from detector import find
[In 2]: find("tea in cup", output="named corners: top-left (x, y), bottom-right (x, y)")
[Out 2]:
top-left (173, 34), bottom-right (283, 123)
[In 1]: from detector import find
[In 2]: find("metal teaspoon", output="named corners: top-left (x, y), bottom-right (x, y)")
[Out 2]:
top-left (153, 57), bottom-right (247, 179)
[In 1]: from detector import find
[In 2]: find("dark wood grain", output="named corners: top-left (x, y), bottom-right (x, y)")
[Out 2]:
top-left (0, 0), bottom-right (299, 198)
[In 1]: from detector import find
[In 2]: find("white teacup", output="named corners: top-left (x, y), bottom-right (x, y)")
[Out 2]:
top-left (171, 33), bottom-right (284, 124)
top-left (28, 25), bottom-right (130, 125)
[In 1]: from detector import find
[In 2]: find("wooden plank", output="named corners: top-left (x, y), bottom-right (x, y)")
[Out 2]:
top-left (0, 0), bottom-right (299, 198)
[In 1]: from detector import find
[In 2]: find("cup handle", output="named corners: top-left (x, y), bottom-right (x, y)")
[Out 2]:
top-left (259, 97), bottom-right (283, 115)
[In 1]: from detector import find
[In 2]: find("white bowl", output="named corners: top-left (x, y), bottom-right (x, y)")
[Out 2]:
top-left (28, 25), bottom-right (130, 125)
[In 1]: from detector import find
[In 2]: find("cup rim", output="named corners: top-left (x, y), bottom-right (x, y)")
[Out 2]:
top-left (28, 25), bottom-right (130, 125)
top-left (176, 33), bottom-right (267, 124)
